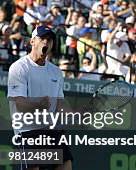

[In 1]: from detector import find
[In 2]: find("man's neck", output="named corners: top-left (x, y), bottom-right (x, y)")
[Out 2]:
top-left (29, 52), bottom-right (46, 66)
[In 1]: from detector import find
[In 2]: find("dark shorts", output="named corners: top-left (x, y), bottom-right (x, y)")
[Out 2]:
top-left (17, 129), bottom-right (73, 170)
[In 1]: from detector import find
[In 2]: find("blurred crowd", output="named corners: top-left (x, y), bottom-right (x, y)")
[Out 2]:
top-left (0, 0), bottom-right (136, 83)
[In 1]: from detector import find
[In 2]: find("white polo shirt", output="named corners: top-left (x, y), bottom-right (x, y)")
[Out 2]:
top-left (8, 55), bottom-right (64, 98)
top-left (106, 41), bottom-right (131, 76)
top-left (8, 55), bottom-right (64, 133)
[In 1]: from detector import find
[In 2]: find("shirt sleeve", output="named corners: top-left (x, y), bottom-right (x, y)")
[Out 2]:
top-left (8, 63), bottom-right (28, 98)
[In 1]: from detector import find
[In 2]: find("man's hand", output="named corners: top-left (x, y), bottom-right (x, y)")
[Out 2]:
top-left (115, 22), bottom-right (122, 32)
top-left (40, 96), bottom-right (51, 110)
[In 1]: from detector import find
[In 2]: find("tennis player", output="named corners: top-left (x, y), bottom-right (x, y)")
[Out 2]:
top-left (8, 26), bottom-right (72, 170)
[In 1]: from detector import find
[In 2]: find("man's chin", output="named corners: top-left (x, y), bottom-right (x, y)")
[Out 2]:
top-left (40, 54), bottom-right (47, 59)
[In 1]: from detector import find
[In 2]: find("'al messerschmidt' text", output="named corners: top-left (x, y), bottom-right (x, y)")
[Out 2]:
top-left (12, 134), bottom-right (136, 146)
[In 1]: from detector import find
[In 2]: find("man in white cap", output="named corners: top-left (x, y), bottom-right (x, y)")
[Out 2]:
top-left (106, 23), bottom-right (131, 78)
top-left (8, 25), bottom-right (73, 170)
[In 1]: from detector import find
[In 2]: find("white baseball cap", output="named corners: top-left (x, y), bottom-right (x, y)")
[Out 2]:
top-left (115, 31), bottom-right (128, 41)
top-left (125, 16), bottom-right (134, 24)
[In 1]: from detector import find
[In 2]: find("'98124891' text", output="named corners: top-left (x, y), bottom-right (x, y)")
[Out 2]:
top-left (8, 149), bottom-right (63, 164)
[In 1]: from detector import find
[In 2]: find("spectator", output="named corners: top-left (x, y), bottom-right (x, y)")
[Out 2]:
top-left (91, 0), bottom-right (102, 12)
top-left (102, 0), bottom-right (113, 17)
top-left (59, 58), bottom-right (74, 78)
top-left (0, 7), bottom-right (11, 48)
top-left (47, 0), bottom-right (65, 9)
top-left (14, 0), bottom-right (26, 17)
top-left (77, 27), bottom-right (101, 66)
top-left (34, 0), bottom-right (48, 18)
top-left (108, 0), bottom-right (134, 22)
top-left (106, 23), bottom-right (131, 78)
top-left (109, 0), bottom-right (122, 13)
top-left (0, 7), bottom-right (8, 25)
top-left (1, 0), bottom-right (14, 21)
top-left (23, 0), bottom-right (40, 34)
top-left (101, 19), bottom-right (117, 42)
top-left (0, 22), bottom-right (12, 65)
top-left (125, 16), bottom-right (135, 30)
top-left (116, 0), bottom-right (132, 20)
top-left (9, 15), bottom-right (26, 57)
top-left (101, 19), bottom-right (117, 68)
top-left (24, 0), bottom-right (45, 34)
top-left (66, 16), bottom-right (86, 71)
top-left (89, 4), bottom-right (104, 28)
top-left (127, 28), bottom-right (136, 54)
top-left (44, 5), bottom-right (65, 27)
top-left (65, 7), bottom-right (80, 26)
top-left (78, 52), bottom-right (100, 80)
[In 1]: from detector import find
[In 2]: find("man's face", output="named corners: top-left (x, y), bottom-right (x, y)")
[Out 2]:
top-left (97, 6), bottom-right (103, 14)
top-left (114, 38), bottom-right (123, 46)
top-left (121, 1), bottom-right (128, 9)
top-left (51, 7), bottom-right (60, 16)
top-left (77, 17), bottom-right (86, 28)
top-left (31, 35), bottom-right (53, 59)
top-left (82, 58), bottom-right (91, 66)
top-left (72, 12), bottom-right (79, 22)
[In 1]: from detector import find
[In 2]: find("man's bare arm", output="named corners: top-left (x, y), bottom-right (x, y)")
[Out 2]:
top-left (108, 23), bottom-right (121, 44)
top-left (8, 96), bottom-right (50, 113)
